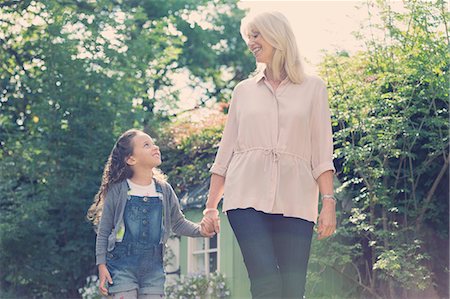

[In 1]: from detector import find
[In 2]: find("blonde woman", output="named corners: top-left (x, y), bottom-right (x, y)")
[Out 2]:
top-left (202, 11), bottom-right (336, 298)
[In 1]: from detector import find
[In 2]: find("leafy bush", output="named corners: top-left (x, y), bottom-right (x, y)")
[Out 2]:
top-left (158, 111), bottom-right (226, 195)
top-left (78, 275), bottom-right (101, 299)
top-left (310, 0), bottom-right (449, 298)
top-left (166, 272), bottom-right (230, 299)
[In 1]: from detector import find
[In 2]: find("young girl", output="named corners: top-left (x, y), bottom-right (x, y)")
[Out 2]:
top-left (87, 129), bottom-right (214, 299)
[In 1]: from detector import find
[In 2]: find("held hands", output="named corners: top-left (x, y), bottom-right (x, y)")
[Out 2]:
top-left (316, 198), bottom-right (336, 240)
top-left (98, 263), bottom-right (112, 296)
top-left (200, 208), bottom-right (220, 237)
top-left (200, 216), bottom-right (217, 238)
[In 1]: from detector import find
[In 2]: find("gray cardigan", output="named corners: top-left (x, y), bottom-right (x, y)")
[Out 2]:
top-left (96, 179), bottom-right (201, 265)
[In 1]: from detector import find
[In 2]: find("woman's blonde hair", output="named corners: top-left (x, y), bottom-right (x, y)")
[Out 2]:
top-left (240, 11), bottom-right (306, 84)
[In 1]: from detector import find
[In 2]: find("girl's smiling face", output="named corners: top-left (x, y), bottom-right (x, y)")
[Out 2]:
top-left (127, 133), bottom-right (161, 169)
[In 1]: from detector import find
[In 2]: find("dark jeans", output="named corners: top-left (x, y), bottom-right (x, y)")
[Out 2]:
top-left (227, 208), bottom-right (314, 299)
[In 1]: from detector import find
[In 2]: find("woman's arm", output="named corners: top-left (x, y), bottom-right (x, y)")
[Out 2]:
top-left (202, 173), bottom-right (225, 233)
top-left (204, 88), bottom-right (240, 233)
top-left (310, 80), bottom-right (336, 240)
top-left (206, 174), bottom-right (225, 209)
top-left (209, 88), bottom-right (239, 177)
top-left (316, 170), bottom-right (336, 240)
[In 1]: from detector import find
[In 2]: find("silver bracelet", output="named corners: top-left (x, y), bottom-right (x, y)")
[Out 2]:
top-left (203, 208), bottom-right (219, 216)
top-left (321, 194), bottom-right (336, 201)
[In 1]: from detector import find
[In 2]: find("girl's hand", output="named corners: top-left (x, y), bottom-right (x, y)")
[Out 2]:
top-left (200, 216), bottom-right (216, 237)
top-left (316, 199), bottom-right (336, 240)
top-left (98, 263), bottom-right (112, 296)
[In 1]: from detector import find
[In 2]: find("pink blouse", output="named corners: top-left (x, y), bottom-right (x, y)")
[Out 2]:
top-left (210, 72), bottom-right (335, 223)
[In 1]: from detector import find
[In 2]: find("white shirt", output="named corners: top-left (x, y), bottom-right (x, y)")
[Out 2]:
top-left (127, 179), bottom-right (158, 197)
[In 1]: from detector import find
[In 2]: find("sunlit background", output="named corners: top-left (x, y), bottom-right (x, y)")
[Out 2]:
top-left (0, 1), bottom-right (447, 298)
top-left (175, 0), bottom-right (408, 112)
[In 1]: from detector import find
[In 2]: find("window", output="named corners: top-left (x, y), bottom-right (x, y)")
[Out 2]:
top-left (187, 235), bottom-right (219, 274)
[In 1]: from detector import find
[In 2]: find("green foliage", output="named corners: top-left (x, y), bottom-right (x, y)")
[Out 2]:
top-left (78, 276), bottom-right (101, 299)
top-left (159, 112), bottom-right (226, 195)
top-left (0, 0), bottom-right (252, 298)
top-left (373, 240), bottom-right (431, 290)
top-left (310, 0), bottom-right (449, 298)
top-left (157, 2), bottom-right (448, 298)
top-left (2, 0), bottom-right (447, 298)
top-left (165, 272), bottom-right (231, 299)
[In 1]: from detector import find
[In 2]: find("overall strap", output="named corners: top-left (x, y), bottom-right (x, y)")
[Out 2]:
top-left (153, 178), bottom-right (166, 244)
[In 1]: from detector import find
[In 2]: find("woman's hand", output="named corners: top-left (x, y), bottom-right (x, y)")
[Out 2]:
top-left (204, 174), bottom-right (224, 234)
top-left (98, 263), bottom-right (112, 296)
top-left (316, 199), bottom-right (336, 240)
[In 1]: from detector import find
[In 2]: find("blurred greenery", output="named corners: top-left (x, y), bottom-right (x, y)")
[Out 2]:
top-left (0, 0), bottom-right (448, 298)
top-left (0, 0), bottom-right (252, 298)
top-left (308, 1), bottom-right (449, 298)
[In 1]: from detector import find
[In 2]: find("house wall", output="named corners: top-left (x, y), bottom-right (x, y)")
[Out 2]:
top-left (180, 209), bottom-right (251, 299)
top-left (164, 236), bottom-right (180, 286)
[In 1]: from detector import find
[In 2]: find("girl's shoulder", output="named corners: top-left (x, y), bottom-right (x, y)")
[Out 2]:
top-left (106, 180), bottom-right (127, 198)
top-left (152, 177), bottom-right (169, 192)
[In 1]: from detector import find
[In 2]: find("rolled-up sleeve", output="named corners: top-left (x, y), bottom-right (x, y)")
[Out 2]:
top-left (310, 81), bottom-right (336, 180)
top-left (210, 88), bottom-right (239, 177)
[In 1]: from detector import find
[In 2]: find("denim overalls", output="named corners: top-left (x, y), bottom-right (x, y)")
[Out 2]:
top-left (106, 182), bottom-right (165, 296)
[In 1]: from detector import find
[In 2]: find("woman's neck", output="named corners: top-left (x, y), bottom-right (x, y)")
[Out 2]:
top-left (130, 167), bottom-right (154, 185)
top-left (265, 66), bottom-right (287, 83)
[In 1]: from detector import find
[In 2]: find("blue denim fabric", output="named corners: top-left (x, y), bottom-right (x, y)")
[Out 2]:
top-left (227, 208), bottom-right (314, 299)
top-left (107, 195), bottom-right (165, 295)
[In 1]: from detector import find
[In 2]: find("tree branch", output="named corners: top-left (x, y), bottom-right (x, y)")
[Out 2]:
top-left (328, 263), bottom-right (382, 299)
top-left (416, 155), bottom-right (449, 229)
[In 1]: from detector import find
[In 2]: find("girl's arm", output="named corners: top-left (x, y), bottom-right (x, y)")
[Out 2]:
top-left (95, 190), bottom-right (115, 265)
top-left (167, 184), bottom-right (210, 237)
top-left (95, 190), bottom-right (115, 296)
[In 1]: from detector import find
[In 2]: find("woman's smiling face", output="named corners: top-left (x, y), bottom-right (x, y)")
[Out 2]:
top-left (247, 29), bottom-right (275, 65)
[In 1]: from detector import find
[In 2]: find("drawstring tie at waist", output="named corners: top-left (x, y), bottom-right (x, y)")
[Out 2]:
top-left (233, 147), bottom-right (306, 162)
top-left (264, 148), bottom-right (280, 162)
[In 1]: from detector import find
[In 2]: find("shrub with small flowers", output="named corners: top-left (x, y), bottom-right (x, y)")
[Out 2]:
top-left (78, 275), bottom-right (101, 299)
top-left (166, 272), bottom-right (231, 299)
